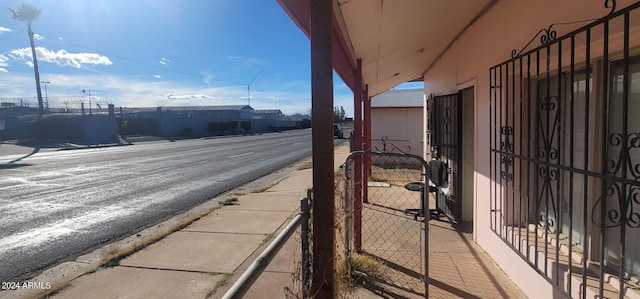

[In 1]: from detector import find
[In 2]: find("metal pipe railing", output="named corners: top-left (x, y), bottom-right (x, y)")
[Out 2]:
top-left (222, 198), bottom-right (310, 299)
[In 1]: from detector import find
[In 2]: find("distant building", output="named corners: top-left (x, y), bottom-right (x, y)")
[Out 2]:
top-left (117, 105), bottom-right (300, 137)
top-left (0, 102), bottom-right (302, 139)
top-left (117, 105), bottom-right (254, 137)
top-left (120, 105), bottom-right (253, 119)
top-left (371, 88), bottom-right (424, 156)
top-left (253, 109), bottom-right (284, 119)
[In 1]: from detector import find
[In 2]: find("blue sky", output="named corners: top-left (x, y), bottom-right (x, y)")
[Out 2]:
top-left (0, 0), bottom-right (422, 116)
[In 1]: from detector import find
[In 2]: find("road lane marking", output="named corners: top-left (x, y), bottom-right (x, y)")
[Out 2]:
top-left (229, 152), bottom-right (254, 159)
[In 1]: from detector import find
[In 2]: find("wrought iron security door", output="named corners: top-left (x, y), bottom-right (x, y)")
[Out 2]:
top-left (428, 92), bottom-right (463, 222)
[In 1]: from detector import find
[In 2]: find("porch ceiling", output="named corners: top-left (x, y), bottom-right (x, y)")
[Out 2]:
top-left (278, 0), bottom-right (495, 96)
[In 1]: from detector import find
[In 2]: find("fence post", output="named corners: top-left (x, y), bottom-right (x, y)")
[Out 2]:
top-left (424, 176), bottom-right (429, 296)
top-left (301, 197), bottom-right (310, 299)
top-left (343, 159), bottom-right (353, 266)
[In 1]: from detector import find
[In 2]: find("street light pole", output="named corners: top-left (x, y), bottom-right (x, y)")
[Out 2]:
top-left (247, 71), bottom-right (263, 106)
top-left (82, 87), bottom-right (92, 116)
top-left (41, 81), bottom-right (50, 111)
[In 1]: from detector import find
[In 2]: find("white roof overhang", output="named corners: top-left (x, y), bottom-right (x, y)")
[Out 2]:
top-left (278, 0), bottom-right (495, 96)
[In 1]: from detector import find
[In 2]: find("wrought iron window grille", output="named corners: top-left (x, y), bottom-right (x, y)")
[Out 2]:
top-left (489, 1), bottom-right (640, 297)
top-left (511, 0), bottom-right (617, 58)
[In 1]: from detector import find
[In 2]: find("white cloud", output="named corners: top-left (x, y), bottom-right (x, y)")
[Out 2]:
top-left (153, 75), bottom-right (162, 78)
top-left (0, 54), bottom-right (8, 72)
top-left (33, 33), bottom-right (44, 40)
top-left (164, 93), bottom-right (215, 100)
top-left (0, 27), bottom-right (12, 34)
top-left (159, 58), bottom-right (170, 65)
top-left (9, 47), bottom-right (113, 68)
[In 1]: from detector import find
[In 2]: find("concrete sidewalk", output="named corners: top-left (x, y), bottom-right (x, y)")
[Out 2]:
top-left (1, 143), bottom-right (526, 299)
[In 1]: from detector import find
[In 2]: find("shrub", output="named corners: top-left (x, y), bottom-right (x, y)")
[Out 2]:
top-left (299, 118), bottom-right (312, 128)
top-left (222, 121), bottom-right (237, 131)
top-left (183, 127), bottom-right (193, 136)
top-left (18, 114), bottom-right (84, 140)
top-left (208, 122), bottom-right (222, 133)
top-left (208, 121), bottom-right (238, 134)
top-left (240, 121), bottom-right (251, 132)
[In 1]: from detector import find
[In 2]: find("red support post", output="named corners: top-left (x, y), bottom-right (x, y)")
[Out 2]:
top-left (310, 0), bottom-right (335, 297)
top-left (363, 85), bottom-right (371, 203)
top-left (353, 59), bottom-right (363, 251)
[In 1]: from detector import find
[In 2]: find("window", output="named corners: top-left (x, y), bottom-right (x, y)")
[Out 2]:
top-left (603, 55), bottom-right (640, 279)
top-left (489, 3), bottom-right (640, 295)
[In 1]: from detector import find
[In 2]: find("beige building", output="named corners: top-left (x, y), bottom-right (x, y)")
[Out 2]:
top-left (371, 88), bottom-right (424, 157)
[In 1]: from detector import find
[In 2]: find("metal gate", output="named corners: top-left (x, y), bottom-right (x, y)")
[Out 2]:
top-left (342, 151), bottom-right (429, 297)
top-left (427, 93), bottom-right (463, 222)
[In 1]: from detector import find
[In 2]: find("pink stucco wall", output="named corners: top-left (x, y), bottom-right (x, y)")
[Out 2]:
top-left (422, 1), bottom-right (640, 297)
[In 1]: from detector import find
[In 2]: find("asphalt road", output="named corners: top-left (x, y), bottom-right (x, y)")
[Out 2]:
top-left (0, 130), bottom-right (323, 282)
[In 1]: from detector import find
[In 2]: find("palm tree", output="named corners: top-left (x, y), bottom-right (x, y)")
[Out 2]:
top-left (8, 3), bottom-right (44, 115)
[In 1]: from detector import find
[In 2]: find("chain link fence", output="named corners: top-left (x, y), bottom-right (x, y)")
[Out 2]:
top-left (340, 151), bottom-right (429, 297)
top-left (285, 189), bottom-right (313, 299)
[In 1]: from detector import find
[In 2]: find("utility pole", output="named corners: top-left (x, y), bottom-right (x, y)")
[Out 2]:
top-left (41, 81), bottom-right (50, 111)
top-left (83, 87), bottom-right (92, 116)
top-left (247, 71), bottom-right (262, 106)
